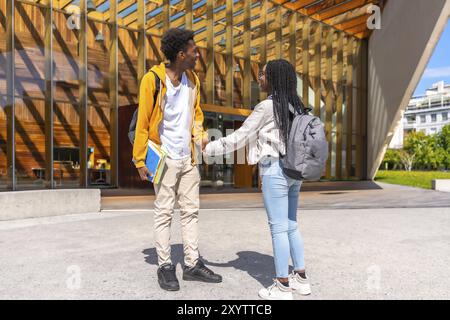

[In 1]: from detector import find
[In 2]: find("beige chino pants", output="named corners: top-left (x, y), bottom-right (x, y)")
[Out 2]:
top-left (153, 156), bottom-right (200, 268)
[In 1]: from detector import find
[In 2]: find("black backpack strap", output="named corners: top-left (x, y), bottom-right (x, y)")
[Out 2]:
top-left (128, 70), bottom-right (161, 145)
top-left (149, 70), bottom-right (160, 103)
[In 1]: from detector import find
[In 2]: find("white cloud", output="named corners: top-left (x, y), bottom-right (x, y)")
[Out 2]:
top-left (423, 66), bottom-right (450, 78)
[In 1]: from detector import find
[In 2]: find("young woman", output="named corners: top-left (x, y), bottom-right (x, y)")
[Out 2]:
top-left (204, 59), bottom-right (311, 300)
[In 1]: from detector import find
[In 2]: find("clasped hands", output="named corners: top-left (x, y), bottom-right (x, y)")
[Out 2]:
top-left (137, 137), bottom-right (211, 182)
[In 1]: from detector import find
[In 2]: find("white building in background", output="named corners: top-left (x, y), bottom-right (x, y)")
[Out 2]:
top-left (389, 81), bottom-right (450, 149)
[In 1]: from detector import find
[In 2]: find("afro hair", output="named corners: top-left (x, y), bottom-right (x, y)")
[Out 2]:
top-left (160, 28), bottom-right (195, 63)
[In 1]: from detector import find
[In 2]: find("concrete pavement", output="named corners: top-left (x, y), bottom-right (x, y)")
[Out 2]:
top-left (0, 181), bottom-right (449, 299)
top-left (102, 181), bottom-right (450, 211)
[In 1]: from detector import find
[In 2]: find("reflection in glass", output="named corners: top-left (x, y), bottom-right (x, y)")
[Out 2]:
top-left (14, 98), bottom-right (46, 190)
top-left (53, 102), bottom-right (80, 188)
top-left (0, 0), bottom-right (6, 190)
top-left (118, 27), bottom-right (139, 107)
top-left (0, 106), bottom-right (7, 191)
top-left (87, 105), bottom-right (111, 187)
top-left (14, 2), bottom-right (45, 100)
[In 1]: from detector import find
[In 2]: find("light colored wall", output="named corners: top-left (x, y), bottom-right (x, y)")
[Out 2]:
top-left (1, 189), bottom-right (101, 221)
top-left (367, 0), bottom-right (450, 179)
top-left (388, 112), bottom-right (404, 149)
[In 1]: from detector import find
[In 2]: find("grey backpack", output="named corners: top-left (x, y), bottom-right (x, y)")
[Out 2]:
top-left (280, 113), bottom-right (328, 181)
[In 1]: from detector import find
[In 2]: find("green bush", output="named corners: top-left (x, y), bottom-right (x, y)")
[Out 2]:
top-left (382, 124), bottom-right (450, 171)
top-left (380, 149), bottom-right (403, 170)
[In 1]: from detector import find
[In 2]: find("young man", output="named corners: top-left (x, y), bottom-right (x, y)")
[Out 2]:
top-left (133, 28), bottom-right (222, 291)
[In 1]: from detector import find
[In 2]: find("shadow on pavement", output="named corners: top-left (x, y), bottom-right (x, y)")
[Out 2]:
top-left (143, 244), bottom-right (185, 268)
top-left (202, 251), bottom-right (277, 288)
top-left (302, 180), bottom-right (383, 192)
top-left (143, 245), bottom-right (277, 287)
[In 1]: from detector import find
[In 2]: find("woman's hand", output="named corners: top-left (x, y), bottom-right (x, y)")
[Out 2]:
top-left (203, 140), bottom-right (215, 157)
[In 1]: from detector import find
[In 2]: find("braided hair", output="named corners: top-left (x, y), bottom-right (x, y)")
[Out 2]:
top-left (266, 59), bottom-right (306, 147)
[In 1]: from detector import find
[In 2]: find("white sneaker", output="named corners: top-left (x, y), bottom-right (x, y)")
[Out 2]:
top-left (258, 279), bottom-right (293, 300)
top-left (289, 271), bottom-right (312, 295)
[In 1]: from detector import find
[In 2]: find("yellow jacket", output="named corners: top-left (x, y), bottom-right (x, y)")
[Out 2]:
top-left (133, 62), bottom-right (208, 168)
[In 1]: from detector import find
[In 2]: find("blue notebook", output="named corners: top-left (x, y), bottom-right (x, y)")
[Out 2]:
top-left (145, 140), bottom-right (167, 184)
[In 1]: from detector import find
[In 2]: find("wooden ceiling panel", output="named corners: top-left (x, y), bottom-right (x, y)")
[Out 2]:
top-left (272, 0), bottom-right (386, 38)
top-left (54, 0), bottom-right (385, 39)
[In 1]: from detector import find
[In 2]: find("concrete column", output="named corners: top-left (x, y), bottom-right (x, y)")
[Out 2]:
top-left (367, 0), bottom-right (450, 179)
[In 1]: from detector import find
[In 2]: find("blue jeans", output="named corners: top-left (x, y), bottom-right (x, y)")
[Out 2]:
top-left (260, 157), bottom-right (305, 278)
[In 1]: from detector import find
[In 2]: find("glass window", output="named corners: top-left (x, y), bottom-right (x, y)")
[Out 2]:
top-left (0, 105), bottom-right (7, 191)
top-left (420, 115), bottom-right (426, 123)
top-left (442, 113), bottom-right (448, 121)
top-left (431, 114), bottom-right (437, 122)
top-left (87, 106), bottom-right (111, 187)
top-left (0, 2), bottom-right (7, 190)
top-left (14, 98), bottom-right (47, 190)
top-left (118, 27), bottom-right (139, 107)
top-left (406, 116), bottom-right (416, 124)
top-left (52, 7), bottom-right (81, 188)
top-left (13, 3), bottom-right (47, 190)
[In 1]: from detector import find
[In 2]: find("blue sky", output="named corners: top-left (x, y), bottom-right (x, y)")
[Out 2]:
top-left (413, 20), bottom-right (450, 96)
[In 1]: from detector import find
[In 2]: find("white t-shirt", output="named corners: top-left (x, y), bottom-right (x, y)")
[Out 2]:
top-left (159, 72), bottom-right (192, 160)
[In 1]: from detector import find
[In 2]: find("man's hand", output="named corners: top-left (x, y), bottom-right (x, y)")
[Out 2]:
top-left (201, 137), bottom-right (209, 151)
top-left (137, 166), bottom-right (152, 181)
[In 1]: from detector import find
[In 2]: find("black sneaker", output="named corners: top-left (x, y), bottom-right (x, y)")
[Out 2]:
top-left (157, 263), bottom-right (180, 291)
top-left (182, 260), bottom-right (222, 283)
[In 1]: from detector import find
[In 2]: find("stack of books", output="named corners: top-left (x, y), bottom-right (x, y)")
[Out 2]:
top-left (145, 140), bottom-right (167, 184)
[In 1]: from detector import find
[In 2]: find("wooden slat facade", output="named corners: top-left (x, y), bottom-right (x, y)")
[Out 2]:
top-left (0, 0), bottom-right (372, 190)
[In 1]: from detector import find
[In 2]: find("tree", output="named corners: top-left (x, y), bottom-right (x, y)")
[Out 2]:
top-left (399, 150), bottom-right (415, 171)
top-left (403, 130), bottom-right (444, 170)
top-left (436, 124), bottom-right (450, 170)
top-left (382, 126), bottom-right (450, 171)
top-left (381, 149), bottom-right (402, 170)
top-left (403, 131), bottom-right (427, 169)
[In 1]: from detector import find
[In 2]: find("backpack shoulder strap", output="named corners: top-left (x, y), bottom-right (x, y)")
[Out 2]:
top-left (149, 70), bottom-right (160, 102)
top-left (294, 114), bottom-right (316, 138)
top-left (185, 69), bottom-right (200, 89)
top-left (128, 70), bottom-right (160, 145)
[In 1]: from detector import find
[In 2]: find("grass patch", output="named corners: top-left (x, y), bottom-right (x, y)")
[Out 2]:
top-left (375, 170), bottom-right (450, 189)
